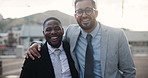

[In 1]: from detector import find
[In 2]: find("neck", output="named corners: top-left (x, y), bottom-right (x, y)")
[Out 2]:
top-left (47, 42), bottom-right (62, 48)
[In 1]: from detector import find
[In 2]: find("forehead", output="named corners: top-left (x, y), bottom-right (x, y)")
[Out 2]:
top-left (44, 20), bottom-right (60, 27)
top-left (75, 0), bottom-right (93, 10)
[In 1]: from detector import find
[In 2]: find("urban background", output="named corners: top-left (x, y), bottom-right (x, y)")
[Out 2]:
top-left (0, 10), bottom-right (148, 78)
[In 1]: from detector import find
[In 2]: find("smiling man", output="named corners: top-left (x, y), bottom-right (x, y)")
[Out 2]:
top-left (20, 17), bottom-right (78, 78)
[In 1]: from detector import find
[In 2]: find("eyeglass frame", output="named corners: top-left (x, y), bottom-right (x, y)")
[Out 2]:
top-left (75, 7), bottom-right (96, 16)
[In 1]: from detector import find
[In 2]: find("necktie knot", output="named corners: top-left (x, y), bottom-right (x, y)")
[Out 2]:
top-left (54, 49), bottom-right (61, 56)
top-left (86, 34), bottom-right (92, 42)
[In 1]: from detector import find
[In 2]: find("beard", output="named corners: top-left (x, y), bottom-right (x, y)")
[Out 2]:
top-left (77, 19), bottom-right (96, 31)
top-left (77, 17), bottom-right (96, 30)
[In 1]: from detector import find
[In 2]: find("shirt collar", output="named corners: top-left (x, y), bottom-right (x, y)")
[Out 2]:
top-left (81, 22), bottom-right (101, 39)
top-left (47, 42), bottom-right (63, 55)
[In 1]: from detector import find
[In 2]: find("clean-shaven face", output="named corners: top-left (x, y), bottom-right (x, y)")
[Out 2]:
top-left (43, 20), bottom-right (64, 48)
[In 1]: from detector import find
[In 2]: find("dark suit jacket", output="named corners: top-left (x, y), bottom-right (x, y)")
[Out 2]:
top-left (20, 41), bottom-right (79, 78)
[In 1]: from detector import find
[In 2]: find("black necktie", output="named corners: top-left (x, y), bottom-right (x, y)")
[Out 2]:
top-left (84, 34), bottom-right (94, 78)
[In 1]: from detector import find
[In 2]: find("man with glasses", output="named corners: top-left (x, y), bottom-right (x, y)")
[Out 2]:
top-left (26, 0), bottom-right (136, 78)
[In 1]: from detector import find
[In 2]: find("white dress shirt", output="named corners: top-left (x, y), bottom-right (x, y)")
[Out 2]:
top-left (47, 43), bottom-right (72, 78)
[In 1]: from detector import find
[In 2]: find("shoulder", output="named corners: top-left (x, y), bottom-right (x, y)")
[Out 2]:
top-left (64, 24), bottom-right (81, 40)
top-left (101, 24), bottom-right (128, 44)
top-left (102, 24), bottom-right (123, 32)
top-left (62, 41), bottom-right (70, 49)
top-left (22, 57), bottom-right (36, 69)
top-left (101, 23), bottom-right (125, 35)
top-left (66, 24), bottom-right (80, 31)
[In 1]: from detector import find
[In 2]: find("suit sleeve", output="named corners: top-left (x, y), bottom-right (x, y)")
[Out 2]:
top-left (118, 30), bottom-right (136, 78)
top-left (63, 25), bottom-right (71, 43)
top-left (20, 58), bottom-right (33, 78)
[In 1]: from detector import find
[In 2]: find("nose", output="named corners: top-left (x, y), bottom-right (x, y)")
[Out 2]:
top-left (82, 11), bottom-right (87, 17)
top-left (50, 29), bottom-right (56, 34)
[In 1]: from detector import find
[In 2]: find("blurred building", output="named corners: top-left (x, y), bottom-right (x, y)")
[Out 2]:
top-left (6, 25), bottom-right (148, 55)
top-left (20, 25), bottom-right (44, 49)
top-left (0, 33), bottom-right (8, 51)
top-left (0, 14), bottom-right (3, 21)
top-left (124, 30), bottom-right (148, 56)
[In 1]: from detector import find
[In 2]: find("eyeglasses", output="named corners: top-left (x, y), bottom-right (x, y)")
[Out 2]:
top-left (75, 8), bottom-right (96, 16)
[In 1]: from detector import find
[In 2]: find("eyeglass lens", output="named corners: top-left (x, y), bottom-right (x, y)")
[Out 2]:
top-left (75, 8), bottom-right (94, 16)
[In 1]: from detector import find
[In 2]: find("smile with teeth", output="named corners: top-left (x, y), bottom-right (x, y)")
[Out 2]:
top-left (82, 19), bottom-right (90, 23)
top-left (51, 36), bottom-right (58, 41)
top-left (51, 37), bottom-right (58, 39)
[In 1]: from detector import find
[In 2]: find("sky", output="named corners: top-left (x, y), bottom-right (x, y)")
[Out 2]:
top-left (0, 0), bottom-right (148, 31)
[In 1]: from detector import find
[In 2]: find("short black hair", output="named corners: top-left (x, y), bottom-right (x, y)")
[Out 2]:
top-left (43, 17), bottom-right (61, 28)
top-left (74, 0), bottom-right (97, 9)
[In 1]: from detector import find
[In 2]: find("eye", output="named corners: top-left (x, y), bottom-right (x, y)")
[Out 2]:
top-left (54, 27), bottom-right (61, 31)
top-left (76, 9), bottom-right (83, 14)
top-left (85, 8), bottom-right (93, 14)
top-left (45, 28), bottom-right (52, 32)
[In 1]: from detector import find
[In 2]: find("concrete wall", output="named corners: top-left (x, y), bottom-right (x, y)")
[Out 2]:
top-left (0, 58), bottom-right (24, 77)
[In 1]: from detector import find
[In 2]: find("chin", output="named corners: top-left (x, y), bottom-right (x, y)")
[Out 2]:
top-left (50, 44), bottom-right (59, 48)
top-left (51, 43), bottom-right (61, 48)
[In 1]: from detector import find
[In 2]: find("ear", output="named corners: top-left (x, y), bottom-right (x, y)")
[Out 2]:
top-left (74, 13), bottom-right (77, 19)
top-left (95, 10), bottom-right (98, 18)
top-left (61, 28), bottom-right (64, 35)
top-left (43, 31), bottom-right (45, 35)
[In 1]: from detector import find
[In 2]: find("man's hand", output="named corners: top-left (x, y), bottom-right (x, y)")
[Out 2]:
top-left (25, 43), bottom-right (41, 60)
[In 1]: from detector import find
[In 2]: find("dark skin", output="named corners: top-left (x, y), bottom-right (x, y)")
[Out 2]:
top-left (26, 19), bottom-right (64, 59)
top-left (43, 20), bottom-right (64, 48)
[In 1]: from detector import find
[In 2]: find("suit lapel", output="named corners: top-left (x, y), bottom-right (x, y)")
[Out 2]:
top-left (62, 42), bottom-right (79, 78)
top-left (70, 27), bottom-right (81, 52)
top-left (100, 25), bottom-right (108, 78)
top-left (41, 42), bottom-right (55, 78)
top-left (69, 26), bottom-right (81, 72)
